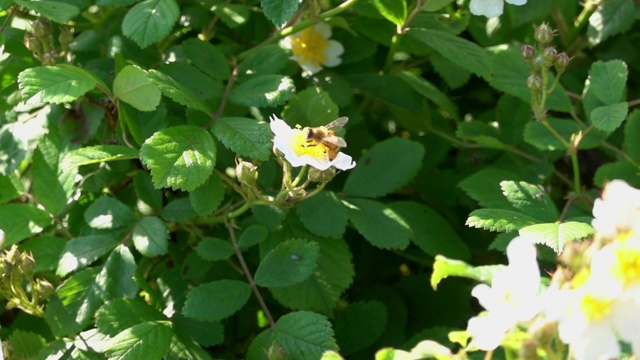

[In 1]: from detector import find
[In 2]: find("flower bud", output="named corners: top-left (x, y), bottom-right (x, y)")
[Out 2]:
top-left (58, 27), bottom-right (74, 50)
top-left (554, 52), bottom-right (570, 73)
top-left (518, 340), bottom-right (540, 360)
top-left (534, 23), bottom-right (554, 45)
top-left (527, 75), bottom-right (542, 91)
top-left (542, 47), bottom-right (557, 67)
top-left (308, 167), bottom-right (336, 183)
top-left (31, 19), bottom-right (52, 40)
top-left (529, 318), bottom-right (557, 347)
top-left (38, 280), bottom-right (55, 299)
top-left (235, 157), bottom-right (258, 188)
top-left (521, 44), bottom-right (535, 60)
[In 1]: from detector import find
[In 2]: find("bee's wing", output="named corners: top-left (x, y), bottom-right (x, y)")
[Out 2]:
top-left (324, 135), bottom-right (347, 148)
top-left (325, 117), bottom-right (349, 130)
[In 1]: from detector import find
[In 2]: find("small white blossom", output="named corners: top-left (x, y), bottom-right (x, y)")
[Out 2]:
top-left (467, 236), bottom-right (543, 350)
top-left (269, 115), bottom-right (355, 171)
top-left (592, 180), bottom-right (640, 238)
top-left (279, 23), bottom-right (344, 76)
top-left (469, 0), bottom-right (527, 18)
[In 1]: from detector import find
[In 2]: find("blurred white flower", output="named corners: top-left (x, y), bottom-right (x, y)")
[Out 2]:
top-left (280, 23), bottom-right (344, 76)
top-left (592, 180), bottom-right (640, 238)
top-left (269, 115), bottom-right (355, 171)
top-left (467, 237), bottom-right (543, 350)
top-left (469, 0), bottom-right (527, 18)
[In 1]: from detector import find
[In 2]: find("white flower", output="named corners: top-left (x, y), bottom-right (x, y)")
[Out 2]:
top-left (592, 180), bottom-right (640, 238)
top-left (469, 0), bottom-right (527, 18)
top-left (466, 237), bottom-right (543, 350)
top-left (269, 115), bottom-right (355, 171)
top-left (279, 23), bottom-right (344, 76)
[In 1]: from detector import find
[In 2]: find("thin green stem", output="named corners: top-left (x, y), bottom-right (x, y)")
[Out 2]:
top-left (540, 118), bottom-right (571, 149)
top-left (570, 152), bottom-right (582, 195)
top-left (383, 33), bottom-right (401, 74)
top-left (291, 165), bottom-right (308, 187)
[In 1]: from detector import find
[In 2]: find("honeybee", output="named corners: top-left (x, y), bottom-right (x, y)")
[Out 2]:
top-left (301, 117), bottom-right (348, 160)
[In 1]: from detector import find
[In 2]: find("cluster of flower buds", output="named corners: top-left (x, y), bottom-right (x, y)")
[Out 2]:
top-left (522, 23), bottom-right (571, 92)
top-left (23, 19), bottom-right (75, 65)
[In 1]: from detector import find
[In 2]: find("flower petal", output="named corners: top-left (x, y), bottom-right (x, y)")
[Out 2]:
top-left (505, 0), bottom-right (527, 5)
top-left (314, 22), bottom-right (332, 39)
top-left (323, 40), bottom-right (344, 67)
top-left (331, 152), bottom-right (355, 170)
top-left (469, 0), bottom-right (505, 18)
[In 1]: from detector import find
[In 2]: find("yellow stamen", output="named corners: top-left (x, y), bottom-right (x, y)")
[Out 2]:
top-left (613, 243), bottom-right (640, 287)
top-left (289, 132), bottom-right (329, 160)
top-left (580, 293), bottom-right (612, 322)
top-left (290, 27), bottom-right (328, 67)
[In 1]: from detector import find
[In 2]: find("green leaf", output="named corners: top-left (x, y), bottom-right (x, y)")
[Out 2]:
top-left (466, 209), bottom-right (542, 233)
top-left (588, 0), bottom-right (635, 46)
top-left (32, 135), bottom-right (77, 215)
top-left (56, 235), bottom-right (119, 277)
top-left (114, 65), bottom-right (161, 112)
top-left (196, 237), bottom-right (234, 262)
top-left (183, 280), bottom-right (251, 321)
top-left (238, 224), bottom-right (269, 249)
top-left (171, 314), bottom-right (224, 348)
top-left (21, 236), bottom-right (66, 272)
top-left (158, 62), bottom-right (223, 101)
top-left (97, 0), bottom-right (136, 7)
top-left (147, 70), bottom-right (215, 116)
top-left (61, 145), bottom-right (139, 171)
top-left (397, 71), bottom-right (459, 120)
top-left (15, 0), bottom-right (79, 23)
top-left (237, 44), bottom-right (290, 81)
top-left (252, 205), bottom-right (288, 230)
top-left (0, 174), bottom-right (22, 204)
top-left (594, 161), bottom-right (640, 188)
top-left (456, 121), bottom-right (508, 150)
top-left (9, 330), bottom-right (46, 359)
top-left (297, 191), bottom-right (348, 238)
top-left (212, 117), bottom-right (272, 161)
top-left (162, 198), bottom-right (198, 222)
top-left (345, 73), bottom-right (422, 112)
top-left (0, 126), bottom-right (27, 176)
top-left (106, 321), bottom-right (173, 359)
top-left (590, 102), bottom-right (629, 133)
top-left (261, 0), bottom-right (299, 26)
top-left (139, 125), bottom-right (216, 191)
top-left (625, 109), bottom-right (640, 164)
top-left (229, 74), bottom-right (295, 108)
top-left (519, 222), bottom-right (594, 254)
top-left (587, 60), bottom-right (628, 105)
top-left (334, 301), bottom-right (387, 355)
top-left (458, 168), bottom-right (519, 209)
top-left (254, 239), bottom-right (319, 288)
top-left (122, 0), bottom-right (179, 48)
top-left (430, 52), bottom-right (471, 89)
top-left (423, 0), bottom-right (454, 11)
top-left (372, 0), bottom-right (407, 25)
top-left (282, 87), bottom-right (339, 127)
top-left (407, 28), bottom-right (490, 79)
top-left (84, 196), bottom-right (136, 229)
top-left (134, 171), bottom-right (163, 211)
top-left (0, 204), bottom-right (51, 247)
top-left (189, 173), bottom-right (225, 217)
top-left (344, 138), bottom-right (424, 198)
top-left (389, 201), bottom-right (470, 260)
top-left (274, 311), bottom-right (339, 359)
top-left (501, 181), bottom-right (558, 222)
top-left (182, 39), bottom-right (230, 80)
top-left (212, 3), bottom-right (250, 28)
top-left (45, 268), bottom-right (101, 336)
top-left (431, 255), bottom-right (503, 290)
top-left (18, 65), bottom-right (98, 104)
top-left (121, 103), bottom-right (168, 146)
top-left (95, 244), bottom-right (138, 301)
top-left (346, 198), bottom-right (411, 249)
top-left (133, 216), bottom-right (169, 257)
top-left (524, 118), bottom-right (601, 151)
top-left (96, 298), bottom-right (166, 336)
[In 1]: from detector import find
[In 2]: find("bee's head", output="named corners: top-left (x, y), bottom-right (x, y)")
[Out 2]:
top-left (305, 128), bottom-right (315, 139)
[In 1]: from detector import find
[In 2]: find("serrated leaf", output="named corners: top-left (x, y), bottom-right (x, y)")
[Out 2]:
top-left (519, 222), bottom-right (594, 254)
top-left (18, 65), bottom-right (98, 104)
top-left (114, 65), bottom-right (161, 112)
top-left (430, 52), bottom-right (471, 89)
top-left (282, 87), bottom-right (339, 127)
top-left (133, 216), bottom-right (168, 257)
top-left (122, 0), bottom-right (179, 48)
top-left (96, 298), bottom-right (166, 336)
top-left (171, 314), bottom-right (224, 348)
top-left (593, 161), bottom-right (640, 188)
top-left (346, 198), bottom-right (411, 249)
top-left (590, 102), bottom-right (628, 133)
top-left (229, 74), bottom-right (295, 108)
top-left (134, 171), bottom-right (163, 211)
top-left (372, 0), bottom-right (407, 25)
top-left (431, 255), bottom-right (503, 290)
top-left (57, 235), bottom-right (119, 277)
top-left (158, 62), bottom-right (222, 101)
top-left (237, 44), bottom-right (289, 80)
top-left (334, 301), bottom-right (387, 355)
top-left (261, 0), bottom-right (299, 26)
top-left (166, 328), bottom-right (219, 358)
top-left (458, 168), bottom-right (520, 209)
top-left (147, 70), bottom-right (215, 116)
top-left (588, 0), bottom-right (635, 46)
top-left (588, 60), bottom-right (628, 105)
top-left (95, 244), bottom-right (138, 301)
top-left (254, 239), bottom-right (319, 288)
top-left (501, 181), bottom-right (558, 222)
top-left (238, 224), bottom-right (269, 249)
top-left (32, 135), bottom-right (77, 215)
top-left (61, 145), bottom-right (139, 171)
top-left (344, 138), bottom-right (424, 198)
top-left (85, 196), bottom-right (136, 230)
top-left (196, 237), bottom-right (234, 262)
top-left (345, 73), bottom-right (422, 112)
top-left (15, 0), bottom-right (79, 23)
top-left (407, 28), bottom-right (490, 79)
top-left (397, 71), bottom-right (459, 120)
top-left (183, 280), bottom-right (251, 321)
top-left (9, 330), bottom-right (46, 359)
top-left (0, 204), bottom-right (51, 247)
top-left (106, 321), bottom-right (173, 359)
top-left (625, 109), bottom-right (640, 164)
top-left (121, 103), bottom-right (169, 147)
top-left (297, 191), bottom-right (348, 238)
top-left (466, 209), bottom-right (542, 233)
top-left (183, 39), bottom-right (230, 80)
top-left (274, 311), bottom-right (339, 359)
top-left (212, 117), bottom-right (272, 161)
top-left (139, 125), bottom-right (216, 191)
top-left (389, 201), bottom-right (470, 260)
top-left (21, 236), bottom-right (66, 272)
top-left (189, 174), bottom-right (224, 217)
top-left (161, 198), bottom-right (198, 222)
top-left (0, 125), bottom-right (27, 176)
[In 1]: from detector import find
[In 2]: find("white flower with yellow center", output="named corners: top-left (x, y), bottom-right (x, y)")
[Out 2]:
top-left (592, 180), bottom-right (640, 238)
top-left (466, 237), bottom-right (543, 350)
top-left (469, 0), bottom-right (527, 18)
top-left (279, 23), bottom-right (344, 76)
top-left (269, 115), bottom-right (355, 171)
